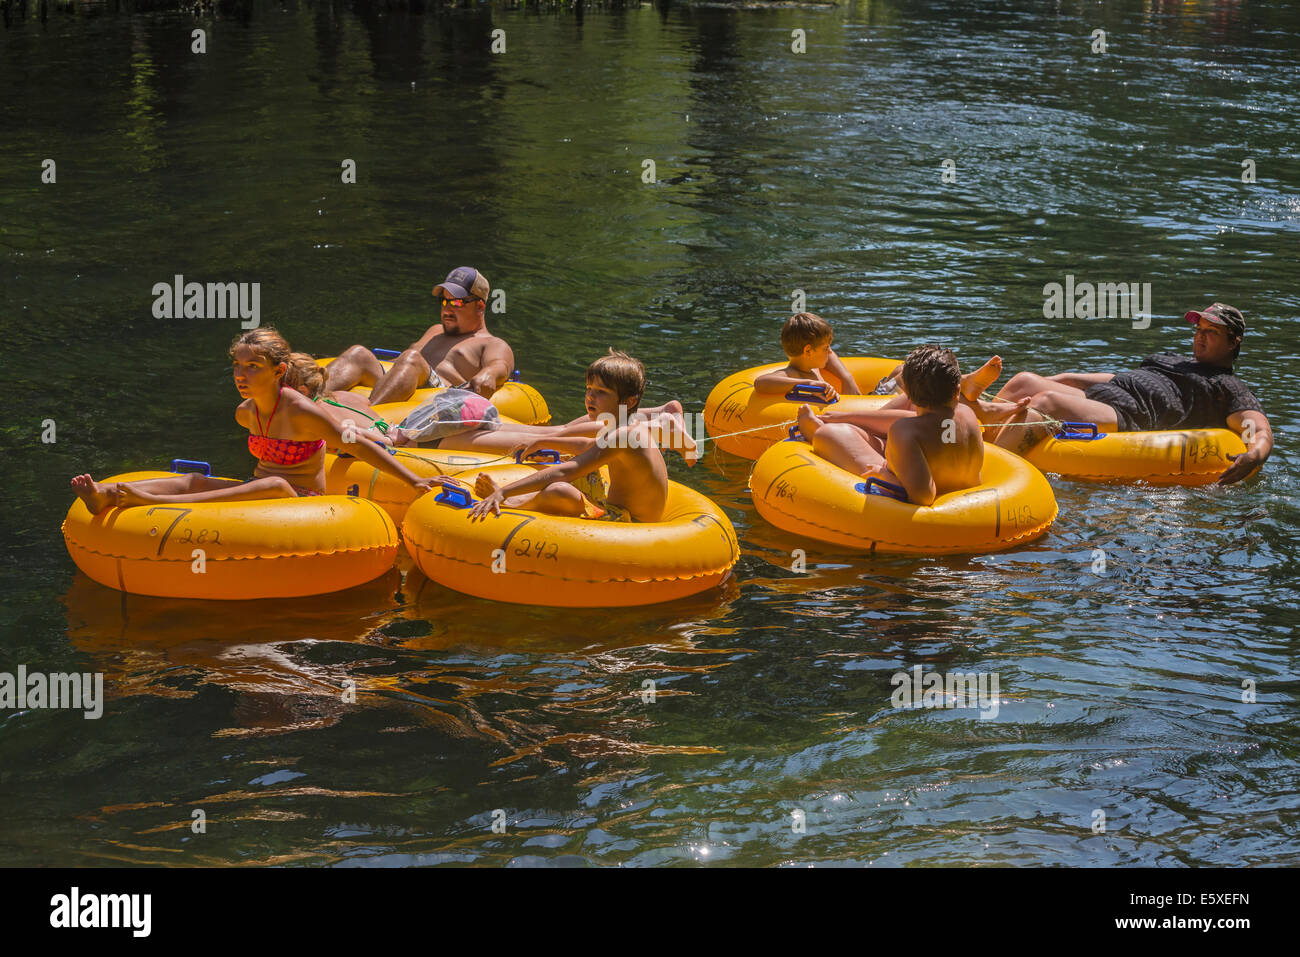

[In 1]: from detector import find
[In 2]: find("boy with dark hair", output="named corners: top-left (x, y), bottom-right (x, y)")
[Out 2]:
top-left (796, 344), bottom-right (983, 506)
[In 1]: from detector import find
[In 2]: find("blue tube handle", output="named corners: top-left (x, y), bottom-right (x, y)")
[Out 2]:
top-left (856, 477), bottom-right (909, 502)
top-left (1055, 421), bottom-right (1102, 441)
top-left (786, 425), bottom-right (806, 442)
top-left (435, 486), bottom-right (474, 509)
top-left (516, 449), bottom-right (562, 464)
top-left (509, 369), bottom-right (522, 382)
top-left (170, 459), bottom-right (211, 475)
top-left (372, 348), bottom-right (402, 360)
top-left (785, 383), bottom-right (836, 404)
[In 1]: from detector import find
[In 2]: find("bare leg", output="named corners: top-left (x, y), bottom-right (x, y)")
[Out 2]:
top-left (798, 405), bottom-right (887, 475)
top-left (994, 371), bottom-right (1090, 404)
top-left (634, 399), bottom-right (683, 419)
top-left (1046, 372), bottom-right (1116, 390)
top-left (71, 473), bottom-right (247, 512)
top-left (324, 345), bottom-right (386, 392)
top-left (473, 473), bottom-right (586, 516)
top-left (430, 429), bottom-right (532, 454)
top-left (993, 392), bottom-right (1119, 455)
top-left (118, 476), bottom-right (297, 507)
top-left (647, 411), bottom-right (700, 465)
top-left (369, 348), bottom-right (432, 405)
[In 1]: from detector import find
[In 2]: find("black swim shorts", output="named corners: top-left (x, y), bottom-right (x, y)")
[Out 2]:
top-left (1083, 382), bottom-right (1147, 432)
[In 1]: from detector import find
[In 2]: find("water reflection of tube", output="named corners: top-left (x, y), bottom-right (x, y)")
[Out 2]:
top-left (399, 566), bottom-right (741, 655)
top-left (62, 569), bottom-right (401, 735)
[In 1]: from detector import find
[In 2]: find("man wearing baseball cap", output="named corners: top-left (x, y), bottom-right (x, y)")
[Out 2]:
top-left (987, 303), bottom-right (1272, 484)
top-left (325, 267), bottom-right (514, 404)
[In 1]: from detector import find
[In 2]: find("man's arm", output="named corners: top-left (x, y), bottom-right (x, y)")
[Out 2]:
top-left (465, 337), bottom-right (514, 398)
top-left (1219, 410), bottom-right (1273, 484)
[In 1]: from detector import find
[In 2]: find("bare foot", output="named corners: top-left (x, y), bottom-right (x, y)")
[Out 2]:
top-left (961, 356), bottom-right (1003, 402)
top-left (973, 395), bottom-right (1030, 425)
top-left (796, 403), bottom-right (825, 440)
top-left (474, 472), bottom-right (501, 498)
top-left (650, 411), bottom-right (700, 466)
top-left (70, 474), bottom-right (117, 514)
top-left (116, 483), bottom-right (161, 508)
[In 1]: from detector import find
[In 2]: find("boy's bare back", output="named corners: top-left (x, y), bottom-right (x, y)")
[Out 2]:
top-left (885, 404), bottom-right (983, 502)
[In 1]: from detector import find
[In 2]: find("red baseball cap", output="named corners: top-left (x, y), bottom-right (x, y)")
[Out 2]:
top-left (1185, 303), bottom-right (1245, 338)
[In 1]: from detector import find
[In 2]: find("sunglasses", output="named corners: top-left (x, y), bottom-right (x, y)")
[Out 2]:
top-left (440, 296), bottom-right (479, 308)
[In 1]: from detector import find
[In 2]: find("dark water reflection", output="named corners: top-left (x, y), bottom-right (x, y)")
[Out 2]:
top-left (2, 0), bottom-right (1297, 866)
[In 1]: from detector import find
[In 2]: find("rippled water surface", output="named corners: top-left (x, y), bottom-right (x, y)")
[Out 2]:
top-left (2, 0), bottom-right (1298, 866)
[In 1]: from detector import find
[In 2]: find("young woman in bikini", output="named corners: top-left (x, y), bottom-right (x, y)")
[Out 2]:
top-left (70, 329), bottom-right (451, 512)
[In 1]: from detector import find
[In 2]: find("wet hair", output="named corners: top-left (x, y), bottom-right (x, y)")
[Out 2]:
top-left (285, 353), bottom-right (327, 399)
top-left (901, 344), bottom-right (961, 409)
top-left (229, 327), bottom-right (291, 377)
top-left (781, 312), bottom-right (833, 358)
top-left (587, 349), bottom-right (646, 412)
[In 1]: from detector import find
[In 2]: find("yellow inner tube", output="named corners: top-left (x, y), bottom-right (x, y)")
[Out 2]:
top-left (402, 463), bottom-right (740, 607)
top-left (704, 357), bottom-right (901, 460)
top-left (751, 442), bottom-right (1058, 555)
top-left (315, 356), bottom-right (551, 425)
top-left (1024, 426), bottom-right (1248, 486)
top-left (62, 471), bottom-right (399, 600)
top-left (325, 448), bottom-right (516, 523)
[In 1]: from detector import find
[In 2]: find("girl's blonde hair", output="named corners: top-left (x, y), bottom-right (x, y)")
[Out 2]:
top-left (285, 352), bottom-right (327, 399)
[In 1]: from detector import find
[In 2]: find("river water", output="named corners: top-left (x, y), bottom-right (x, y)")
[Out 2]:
top-left (2, 0), bottom-right (1298, 866)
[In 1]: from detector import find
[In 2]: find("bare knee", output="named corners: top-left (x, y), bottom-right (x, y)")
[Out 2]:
top-left (340, 344), bottom-right (372, 362)
top-left (391, 349), bottom-right (430, 375)
top-left (1029, 393), bottom-right (1069, 422)
top-left (262, 477), bottom-right (296, 498)
top-left (1006, 371), bottom-right (1042, 392)
top-left (539, 483), bottom-right (586, 516)
top-left (812, 422), bottom-right (856, 451)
